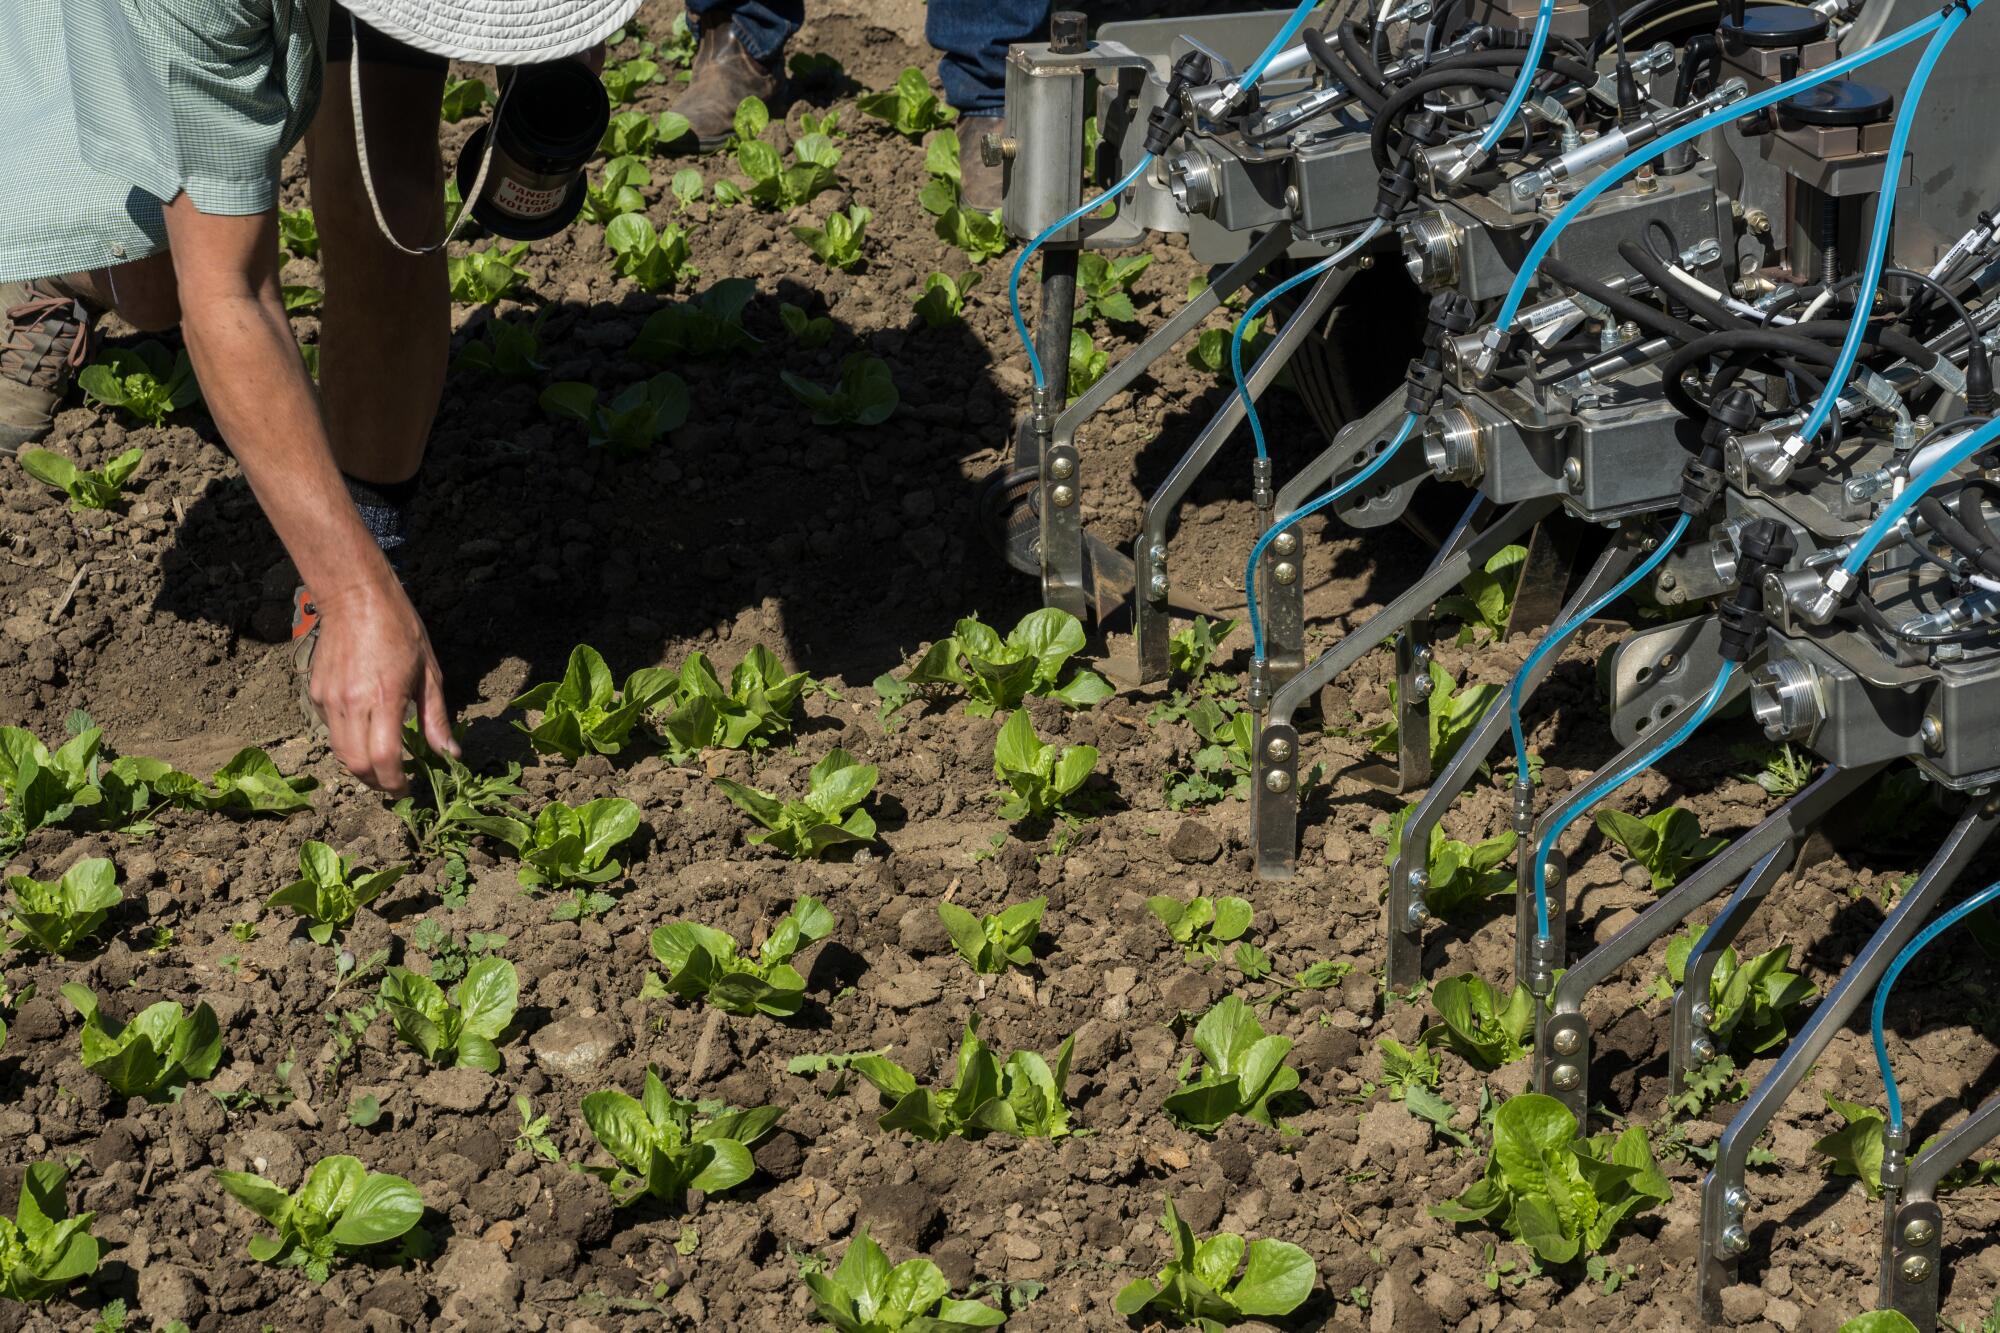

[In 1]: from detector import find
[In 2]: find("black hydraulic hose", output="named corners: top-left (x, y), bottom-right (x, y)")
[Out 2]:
top-left (1540, 255), bottom-right (1706, 345)
top-left (1618, 239), bottom-right (1744, 333)
top-left (1371, 68), bottom-right (1524, 168)
top-left (1662, 329), bottom-right (1842, 420)
top-left (1336, 21), bottom-right (1390, 97)
top-left (1305, 26), bottom-right (1387, 114)
top-left (1428, 47), bottom-right (1599, 85)
top-left (1916, 491), bottom-right (2000, 579)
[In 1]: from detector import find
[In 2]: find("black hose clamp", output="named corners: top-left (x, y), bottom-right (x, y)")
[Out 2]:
top-left (1718, 518), bottom-right (1796, 661)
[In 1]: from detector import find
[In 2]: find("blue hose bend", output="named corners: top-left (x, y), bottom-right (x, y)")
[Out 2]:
top-left (1008, 153), bottom-right (1157, 391)
top-left (1872, 879), bottom-right (2000, 1138)
top-left (1840, 416), bottom-right (2000, 582)
top-left (1477, 0), bottom-right (1556, 156)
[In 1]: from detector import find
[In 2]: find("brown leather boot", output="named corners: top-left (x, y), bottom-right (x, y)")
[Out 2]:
top-left (676, 14), bottom-right (785, 152)
top-left (959, 116), bottom-right (1006, 213)
top-left (0, 280), bottom-right (98, 454)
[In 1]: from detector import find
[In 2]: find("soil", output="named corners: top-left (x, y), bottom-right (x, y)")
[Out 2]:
top-left (3, 2), bottom-right (1999, 1331)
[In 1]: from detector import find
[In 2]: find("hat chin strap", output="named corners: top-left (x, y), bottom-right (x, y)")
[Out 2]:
top-left (348, 11), bottom-right (506, 256)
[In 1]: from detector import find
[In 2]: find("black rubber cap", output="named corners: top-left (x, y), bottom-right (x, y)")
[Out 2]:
top-left (1719, 4), bottom-right (1829, 49)
top-left (1050, 10), bottom-right (1088, 53)
top-left (1779, 78), bottom-right (1894, 129)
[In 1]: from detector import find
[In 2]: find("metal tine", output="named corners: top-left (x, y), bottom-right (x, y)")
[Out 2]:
top-left (1133, 250), bottom-right (1360, 684)
top-left (1882, 1092), bottom-right (2000, 1330)
top-left (1251, 494), bottom-right (1557, 880)
top-left (1535, 762), bottom-right (1882, 1120)
top-left (1698, 796), bottom-right (2000, 1326)
top-left (1511, 667), bottom-right (1753, 989)
top-left (1383, 530), bottom-right (1651, 989)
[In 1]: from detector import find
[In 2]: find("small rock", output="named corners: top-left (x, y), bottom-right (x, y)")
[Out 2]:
top-left (1166, 820), bottom-right (1223, 865)
top-left (224, 1129), bottom-right (303, 1189)
top-left (1763, 1297), bottom-right (1802, 1331)
top-left (1368, 1268), bottom-right (1443, 1333)
top-left (871, 969), bottom-right (941, 1011)
top-left (1002, 1234), bottom-right (1041, 1261)
top-left (857, 1183), bottom-right (942, 1251)
top-left (435, 1238), bottom-right (522, 1307)
top-left (136, 1263), bottom-right (206, 1324)
top-left (528, 1016), bottom-right (624, 1082)
top-left (416, 1067), bottom-right (495, 1113)
top-left (362, 1276), bottom-right (429, 1324)
top-left (896, 905), bottom-right (949, 955)
top-left (1719, 1284), bottom-right (1766, 1325)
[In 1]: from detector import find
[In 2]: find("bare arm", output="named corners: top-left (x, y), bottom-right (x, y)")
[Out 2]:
top-left (159, 193), bottom-right (456, 793)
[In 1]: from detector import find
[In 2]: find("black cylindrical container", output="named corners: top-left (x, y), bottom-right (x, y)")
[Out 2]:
top-left (457, 61), bottom-right (611, 241)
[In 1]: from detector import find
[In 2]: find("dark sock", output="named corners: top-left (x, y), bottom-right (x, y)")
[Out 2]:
top-left (342, 471), bottom-right (421, 569)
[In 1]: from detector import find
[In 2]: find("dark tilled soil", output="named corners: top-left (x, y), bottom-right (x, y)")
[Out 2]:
top-left (3, 2), bottom-right (1999, 1330)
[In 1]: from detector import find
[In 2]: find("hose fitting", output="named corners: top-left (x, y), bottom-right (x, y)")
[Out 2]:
top-left (1143, 51), bottom-right (1215, 156)
top-left (1405, 293), bottom-right (1477, 414)
top-left (1718, 518), bottom-right (1796, 661)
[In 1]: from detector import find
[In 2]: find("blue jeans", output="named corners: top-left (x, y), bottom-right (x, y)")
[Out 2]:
top-left (686, 0), bottom-right (1050, 116)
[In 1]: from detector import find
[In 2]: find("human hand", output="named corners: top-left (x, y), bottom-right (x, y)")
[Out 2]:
top-left (307, 573), bottom-right (457, 795)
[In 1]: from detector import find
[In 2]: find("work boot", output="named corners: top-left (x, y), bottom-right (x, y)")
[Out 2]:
top-left (0, 280), bottom-right (98, 454)
top-left (291, 586), bottom-right (326, 734)
top-left (675, 15), bottom-right (785, 152)
top-left (960, 116), bottom-right (1006, 213)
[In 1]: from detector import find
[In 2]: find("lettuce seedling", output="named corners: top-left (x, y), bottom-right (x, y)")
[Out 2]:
top-left (850, 1019), bottom-right (1075, 1141)
top-left (781, 353), bottom-right (898, 426)
top-left (794, 204), bottom-right (871, 270)
top-left (599, 108), bottom-right (660, 156)
top-left (601, 55), bottom-right (661, 104)
top-left (937, 896), bottom-right (1044, 974)
top-left (0, 1163), bottom-right (99, 1301)
top-left (714, 750), bottom-right (877, 860)
top-left (61, 983), bottom-right (223, 1101)
top-left (510, 644), bottom-right (676, 760)
top-left (392, 723), bottom-right (528, 859)
top-left (1438, 544), bottom-right (1528, 639)
top-left (806, 1229), bottom-right (1003, 1333)
top-left (671, 167), bottom-right (704, 209)
top-left (780, 302), bottom-right (834, 347)
top-left (1164, 995), bottom-right (1301, 1134)
top-left (446, 242), bottom-right (531, 304)
top-left (1074, 252), bottom-right (1152, 326)
top-left (539, 373), bottom-right (691, 453)
top-left (605, 216), bottom-right (698, 290)
top-left (1422, 973), bottom-right (1536, 1068)
top-left (439, 75), bottom-right (489, 121)
top-left (918, 130), bottom-right (962, 216)
top-left (1147, 893), bottom-right (1253, 964)
top-left (5, 857), bottom-right (121, 957)
top-left (632, 279), bottom-right (760, 361)
top-left (378, 955), bottom-right (518, 1071)
top-left (1814, 1092), bottom-right (1889, 1197)
top-left (582, 1066), bottom-right (782, 1206)
top-left (1433, 1094), bottom-right (1671, 1263)
top-left (735, 133), bottom-right (840, 210)
top-left (1594, 806), bottom-right (1728, 890)
top-left (473, 796), bottom-right (642, 891)
top-left (453, 314), bottom-right (546, 380)
top-left (726, 95), bottom-right (771, 151)
top-left (581, 155), bottom-right (652, 224)
top-left (78, 343), bottom-right (200, 426)
top-left (1658, 928), bottom-right (1815, 1058)
top-left (214, 1155), bottom-right (423, 1282)
top-left (18, 448), bottom-right (144, 512)
top-left (1187, 319), bottom-right (1263, 378)
top-left (278, 207), bottom-right (318, 259)
top-left (648, 895), bottom-right (834, 1017)
top-left (1374, 805), bottom-right (1516, 920)
top-left (904, 608), bottom-right (1112, 718)
top-left (1067, 328), bottom-right (1109, 401)
top-left (1114, 1198), bottom-right (1316, 1330)
top-left (935, 202), bottom-right (1007, 265)
top-left (0, 725), bottom-right (106, 850)
top-left (1363, 661), bottom-right (1500, 774)
top-left (1165, 698), bottom-right (1253, 809)
top-left (992, 710), bottom-right (1098, 823)
top-left (657, 110), bottom-right (692, 146)
top-left (267, 841), bottom-right (405, 945)
top-left (857, 67), bottom-right (957, 139)
top-left (281, 284), bottom-right (322, 314)
top-left (1168, 615), bottom-right (1240, 688)
top-left (652, 645), bottom-right (818, 759)
top-left (912, 270), bottom-right (979, 329)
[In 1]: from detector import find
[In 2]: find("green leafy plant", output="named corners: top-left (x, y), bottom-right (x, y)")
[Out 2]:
top-left (599, 108), bottom-right (661, 156)
top-left (1068, 328), bottom-right (1109, 401)
top-left (538, 373), bottom-right (691, 453)
top-left (780, 302), bottom-right (833, 347)
top-left (1147, 893), bottom-right (1252, 964)
top-left (725, 95), bottom-right (771, 151)
top-left (651, 645), bottom-right (819, 760)
top-left (794, 204), bottom-right (871, 270)
top-left (857, 67), bottom-right (957, 139)
top-left (714, 749), bottom-right (877, 860)
top-left (18, 448), bottom-right (144, 511)
top-left (409, 918), bottom-right (507, 986)
top-left (670, 167), bottom-right (704, 209)
top-left (1437, 544), bottom-right (1528, 638)
top-left (1656, 928), bottom-right (1816, 1058)
top-left (439, 75), bottom-right (490, 122)
top-left (278, 207), bottom-right (319, 259)
top-left (0, 1163), bottom-right (99, 1301)
top-left (509, 644), bottom-right (675, 760)
top-left (804, 1229), bottom-right (1003, 1332)
top-left (1187, 319), bottom-right (1264, 377)
top-left (1172, 615), bottom-right (1238, 684)
top-left (0, 725), bottom-right (106, 851)
top-left (391, 724), bottom-right (528, 861)
top-left (453, 314), bottom-right (545, 380)
top-left (473, 796), bottom-right (642, 892)
top-left (1374, 805), bottom-right (1517, 920)
top-left (581, 155), bottom-right (652, 224)
top-left (78, 343), bottom-right (199, 426)
top-left (61, 983), bottom-right (222, 1101)
top-left (1114, 1198), bottom-right (1316, 1331)
top-left (1377, 1037), bottom-right (1443, 1101)
top-left (377, 955), bottom-right (518, 1071)
top-left (1422, 974), bottom-right (1535, 1068)
top-left (1165, 698), bottom-right (1254, 809)
top-left (1837, 1316), bottom-right (1922, 1333)
top-left (601, 55), bottom-right (661, 104)
top-left (266, 841), bottom-right (406, 945)
top-left (213, 1155), bottom-right (422, 1281)
top-left (183, 747), bottom-right (316, 813)
top-left (582, 1067), bottom-right (782, 1205)
top-left (632, 279), bottom-right (760, 360)
top-left (1594, 807), bottom-right (1729, 890)
top-left (647, 896), bottom-right (833, 1017)
top-left (1254, 958), bottom-right (1353, 1013)
top-left (446, 241), bottom-right (531, 303)
top-left (937, 896), bottom-right (1044, 974)
top-left (848, 1019), bottom-right (1075, 1141)
top-left (735, 131), bottom-right (841, 209)
top-left (605, 215), bottom-right (698, 290)
top-left (282, 284), bottom-right (323, 314)
top-left (935, 201), bottom-right (1008, 265)
top-left (4, 857), bottom-right (120, 957)
top-left (512, 1095), bottom-right (559, 1161)
top-left (1164, 995), bottom-right (1301, 1134)
top-left (1433, 1094), bottom-right (1671, 1264)
top-left (902, 608), bottom-right (1111, 718)
top-left (1814, 1093), bottom-right (1890, 1198)
top-left (1075, 252), bottom-right (1152, 326)
top-left (992, 710), bottom-right (1098, 823)
top-left (912, 271), bottom-right (979, 329)
top-left (1363, 661), bottom-right (1499, 774)
top-left (919, 129), bottom-right (964, 216)
top-left (1736, 741), bottom-right (1816, 798)
top-left (781, 353), bottom-right (898, 426)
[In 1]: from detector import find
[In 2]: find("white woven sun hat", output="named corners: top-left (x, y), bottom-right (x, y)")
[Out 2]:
top-left (339, 0), bottom-right (645, 64)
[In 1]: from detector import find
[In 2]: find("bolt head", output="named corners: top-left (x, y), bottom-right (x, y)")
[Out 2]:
top-left (1147, 573), bottom-right (1169, 599)
top-left (1724, 1186), bottom-right (1750, 1214)
top-left (1903, 1219), bottom-right (1936, 1247)
top-left (1690, 1035), bottom-right (1718, 1065)
top-left (1273, 531), bottom-right (1299, 556)
top-left (1691, 1002), bottom-right (1715, 1027)
top-left (1407, 869), bottom-right (1428, 890)
top-left (1921, 715), bottom-right (1945, 753)
top-left (1264, 736), bottom-right (1293, 762)
top-left (1263, 769), bottom-right (1293, 794)
top-left (1050, 483), bottom-right (1075, 508)
top-left (1049, 455), bottom-right (1074, 480)
top-left (1405, 899), bottom-right (1430, 929)
top-left (1551, 1027), bottom-right (1582, 1056)
top-left (1272, 561), bottom-right (1298, 585)
top-left (1550, 1064), bottom-right (1581, 1091)
top-left (980, 132), bottom-right (1004, 167)
top-left (1901, 1254), bottom-right (1934, 1284)
top-left (1722, 1225), bottom-right (1752, 1256)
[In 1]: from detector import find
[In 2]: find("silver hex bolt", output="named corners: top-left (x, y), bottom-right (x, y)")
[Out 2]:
top-left (1902, 1219), bottom-right (1936, 1247)
top-left (1724, 1187), bottom-right (1750, 1215)
top-left (1263, 769), bottom-right (1293, 794)
top-left (1264, 736), bottom-right (1293, 763)
top-left (1273, 561), bottom-right (1298, 585)
top-left (1148, 572), bottom-right (1169, 599)
top-left (1691, 1002), bottom-right (1716, 1027)
top-left (1273, 531), bottom-right (1299, 556)
top-left (1921, 715), bottom-right (1945, 754)
top-left (1050, 483), bottom-right (1075, 508)
top-left (1550, 1064), bottom-right (1581, 1091)
top-left (1405, 899), bottom-right (1431, 929)
top-left (1551, 1027), bottom-right (1582, 1056)
top-left (1690, 1035), bottom-right (1718, 1065)
top-left (1721, 1226), bottom-right (1752, 1257)
top-left (1901, 1254), bottom-right (1933, 1284)
top-left (1049, 455), bottom-right (1074, 480)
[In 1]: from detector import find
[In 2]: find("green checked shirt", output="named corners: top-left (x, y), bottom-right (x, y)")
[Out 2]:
top-left (0, 0), bottom-right (328, 284)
